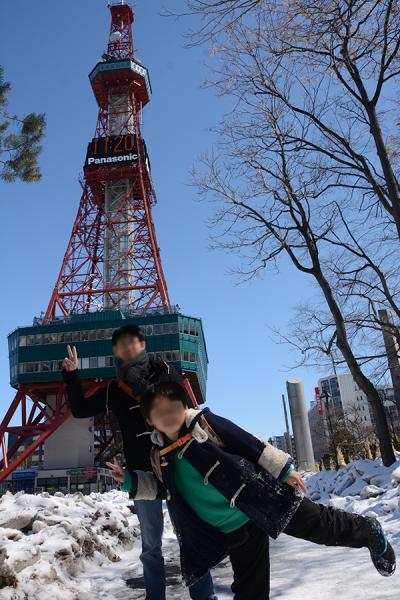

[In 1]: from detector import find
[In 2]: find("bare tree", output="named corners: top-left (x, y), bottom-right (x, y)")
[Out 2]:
top-left (311, 401), bottom-right (377, 464)
top-left (164, 0), bottom-right (263, 45)
top-left (179, 0), bottom-right (400, 465)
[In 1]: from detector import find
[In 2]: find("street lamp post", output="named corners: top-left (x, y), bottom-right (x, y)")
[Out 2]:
top-left (321, 390), bottom-right (339, 470)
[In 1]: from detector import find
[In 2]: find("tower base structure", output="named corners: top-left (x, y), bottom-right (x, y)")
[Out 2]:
top-left (0, 309), bottom-right (208, 491)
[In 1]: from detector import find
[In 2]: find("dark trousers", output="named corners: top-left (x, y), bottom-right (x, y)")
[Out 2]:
top-left (224, 520), bottom-right (270, 600)
top-left (223, 497), bottom-right (371, 600)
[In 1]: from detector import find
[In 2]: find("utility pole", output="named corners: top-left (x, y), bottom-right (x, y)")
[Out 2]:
top-left (281, 394), bottom-right (293, 455)
top-left (321, 390), bottom-right (339, 470)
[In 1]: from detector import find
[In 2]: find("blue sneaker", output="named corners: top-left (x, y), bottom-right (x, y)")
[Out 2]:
top-left (365, 517), bottom-right (396, 577)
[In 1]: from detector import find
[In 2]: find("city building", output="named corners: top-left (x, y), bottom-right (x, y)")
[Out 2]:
top-left (309, 373), bottom-right (400, 463)
top-left (318, 373), bottom-right (373, 427)
top-left (375, 386), bottom-right (400, 434)
top-left (7, 433), bottom-right (44, 470)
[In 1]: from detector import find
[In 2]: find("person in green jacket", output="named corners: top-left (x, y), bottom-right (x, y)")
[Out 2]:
top-left (108, 381), bottom-right (396, 600)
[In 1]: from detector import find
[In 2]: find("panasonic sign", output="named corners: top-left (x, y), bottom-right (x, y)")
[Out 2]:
top-left (87, 153), bottom-right (138, 166)
top-left (84, 134), bottom-right (140, 170)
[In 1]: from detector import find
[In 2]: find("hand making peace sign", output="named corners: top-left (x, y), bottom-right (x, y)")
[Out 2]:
top-left (62, 344), bottom-right (79, 372)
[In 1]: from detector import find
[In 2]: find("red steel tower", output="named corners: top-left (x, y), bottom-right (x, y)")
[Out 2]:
top-left (47, 1), bottom-right (170, 317)
top-left (0, 1), bottom-right (208, 490)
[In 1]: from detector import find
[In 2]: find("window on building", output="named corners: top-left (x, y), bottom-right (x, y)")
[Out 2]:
top-left (89, 356), bottom-right (98, 368)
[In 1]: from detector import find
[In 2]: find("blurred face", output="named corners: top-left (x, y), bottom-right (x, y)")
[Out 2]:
top-left (113, 334), bottom-right (145, 363)
top-left (147, 395), bottom-right (186, 438)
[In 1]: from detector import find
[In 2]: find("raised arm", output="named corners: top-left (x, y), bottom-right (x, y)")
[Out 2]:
top-left (62, 344), bottom-right (107, 418)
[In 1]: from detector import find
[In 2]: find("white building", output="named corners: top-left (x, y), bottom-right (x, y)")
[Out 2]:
top-left (309, 373), bottom-right (400, 460)
top-left (318, 373), bottom-right (373, 428)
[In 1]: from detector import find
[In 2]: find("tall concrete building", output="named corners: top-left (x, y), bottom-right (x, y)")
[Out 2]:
top-left (286, 380), bottom-right (315, 471)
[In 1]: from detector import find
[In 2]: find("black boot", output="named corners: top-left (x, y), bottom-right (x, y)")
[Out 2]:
top-left (365, 517), bottom-right (396, 577)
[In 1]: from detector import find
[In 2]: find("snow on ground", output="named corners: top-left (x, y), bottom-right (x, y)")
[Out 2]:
top-left (270, 455), bottom-right (400, 600)
top-left (1, 456), bottom-right (400, 599)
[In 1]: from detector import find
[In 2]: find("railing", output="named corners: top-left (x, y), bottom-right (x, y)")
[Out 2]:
top-left (30, 305), bottom-right (183, 327)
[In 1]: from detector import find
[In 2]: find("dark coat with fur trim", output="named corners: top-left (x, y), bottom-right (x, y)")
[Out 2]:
top-left (62, 357), bottom-right (184, 471)
top-left (126, 407), bottom-right (303, 586)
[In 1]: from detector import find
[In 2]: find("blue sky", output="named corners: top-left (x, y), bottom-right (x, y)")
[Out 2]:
top-left (0, 0), bottom-right (324, 440)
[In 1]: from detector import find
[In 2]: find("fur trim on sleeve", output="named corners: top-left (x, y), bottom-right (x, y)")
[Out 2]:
top-left (257, 444), bottom-right (291, 480)
top-left (134, 470), bottom-right (159, 500)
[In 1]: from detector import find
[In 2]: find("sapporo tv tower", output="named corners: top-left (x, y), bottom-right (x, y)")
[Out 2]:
top-left (0, 1), bottom-right (208, 494)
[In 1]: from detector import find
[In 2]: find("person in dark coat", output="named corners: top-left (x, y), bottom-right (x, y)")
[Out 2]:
top-left (62, 325), bottom-right (216, 600)
top-left (108, 381), bottom-right (396, 600)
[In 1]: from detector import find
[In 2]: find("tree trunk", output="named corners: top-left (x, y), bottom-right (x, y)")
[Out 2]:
top-left (315, 268), bottom-right (396, 466)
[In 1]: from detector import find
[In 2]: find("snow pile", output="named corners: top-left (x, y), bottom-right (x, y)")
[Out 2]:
top-left (1, 458), bottom-right (400, 599)
top-left (303, 455), bottom-right (400, 547)
top-left (0, 489), bottom-right (139, 599)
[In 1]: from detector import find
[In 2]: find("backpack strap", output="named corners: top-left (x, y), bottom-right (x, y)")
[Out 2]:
top-left (162, 361), bottom-right (171, 375)
top-left (159, 433), bottom-right (193, 457)
top-left (150, 446), bottom-right (164, 483)
top-left (117, 379), bottom-right (133, 397)
top-left (150, 412), bottom-right (225, 484)
top-left (198, 413), bottom-right (226, 448)
top-left (116, 379), bottom-right (142, 402)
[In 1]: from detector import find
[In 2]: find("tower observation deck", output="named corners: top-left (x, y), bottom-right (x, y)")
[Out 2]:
top-left (0, 1), bottom-right (208, 493)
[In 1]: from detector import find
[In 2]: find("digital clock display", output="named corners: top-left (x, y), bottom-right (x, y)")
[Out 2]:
top-left (85, 134), bottom-right (139, 168)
